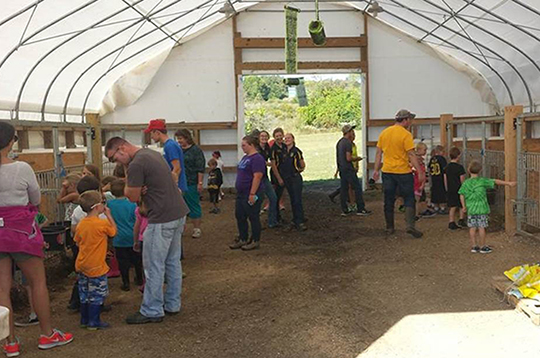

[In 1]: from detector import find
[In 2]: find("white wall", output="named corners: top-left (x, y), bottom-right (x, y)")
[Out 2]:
top-left (101, 20), bottom-right (236, 125)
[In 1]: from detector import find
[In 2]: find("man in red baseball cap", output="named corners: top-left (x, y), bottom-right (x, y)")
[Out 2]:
top-left (144, 119), bottom-right (167, 134)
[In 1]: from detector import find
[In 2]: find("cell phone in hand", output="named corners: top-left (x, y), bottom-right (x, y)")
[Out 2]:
top-left (248, 195), bottom-right (258, 206)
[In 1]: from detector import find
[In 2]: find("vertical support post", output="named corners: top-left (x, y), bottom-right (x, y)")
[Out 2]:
top-left (504, 105), bottom-right (523, 236)
top-left (462, 123), bottom-right (467, 169)
top-left (121, 128), bottom-right (126, 139)
top-left (429, 124), bottom-right (434, 151)
top-left (85, 113), bottom-right (103, 178)
top-left (43, 130), bottom-right (53, 149)
top-left (17, 129), bottom-right (30, 151)
top-left (481, 121), bottom-right (487, 176)
top-left (65, 130), bottom-right (76, 149)
top-left (361, 14), bottom-right (370, 189)
top-left (516, 115), bottom-right (524, 234)
top-left (141, 131), bottom-right (146, 148)
top-left (440, 114), bottom-right (453, 153)
top-left (52, 126), bottom-right (62, 222)
top-left (232, 14), bottom-right (244, 161)
top-left (85, 127), bottom-right (93, 164)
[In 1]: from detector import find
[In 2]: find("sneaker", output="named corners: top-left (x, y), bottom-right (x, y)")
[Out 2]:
top-left (437, 208), bottom-right (449, 215)
top-left (406, 227), bottom-right (423, 238)
top-left (356, 209), bottom-right (372, 217)
top-left (125, 312), bottom-right (163, 325)
top-left (480, 246), bottom-right (493, 254)
top-left (414, 216), bottom-right (420, 222)
top-left (471, 246), bottom-right (480, 253)
top-left (3, 338), bottom-right (20, 357)
top-left (458, 219), bottom-right (467, 228)
top-left (385, 228), bottom-right (395, 235)
top-left (241, 241), bottom-right (260, 251)
top-left (420, 210), bottom-right (436, 218)
top-left (14, 313), bottom-right (39, 327)
top-left (448, 222), bottom-right (460, 231)
top-left (297, 223), bottom-right (307, 231)
top-left (192, 228), bottom-right (202, 239)
top-left (229, 239), bottom-right (247, 250)
top-left (341, 210), bottom-right (352, 217)
top-left (38, 329), bottom-right (74, 350)
top-left (398, 205), bottom-right (405, 213)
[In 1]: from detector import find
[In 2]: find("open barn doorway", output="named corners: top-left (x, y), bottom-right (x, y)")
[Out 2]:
top-left (240, 73), bottom-right (365, 184)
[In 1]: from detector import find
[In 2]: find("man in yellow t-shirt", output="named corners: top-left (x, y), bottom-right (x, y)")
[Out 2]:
top-left (373, 109), bottom-right (424, 238)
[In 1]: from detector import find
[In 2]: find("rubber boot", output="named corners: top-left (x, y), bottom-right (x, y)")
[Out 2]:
top-left (80, 303), bottom-right (89, 328)
top-left (405, 207), bottom-right (423, 238)
top-left (87, 304), bottom-right (110, 330)
top-left (384, 210), bottom-right (395, 235)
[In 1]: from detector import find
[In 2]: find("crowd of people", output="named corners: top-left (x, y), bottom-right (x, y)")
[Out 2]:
top-left (0, 109), bottom-right (517, 356)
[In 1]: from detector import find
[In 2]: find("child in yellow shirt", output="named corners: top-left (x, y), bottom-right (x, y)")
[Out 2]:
top-left (74, 190), bottom-right (117, 330)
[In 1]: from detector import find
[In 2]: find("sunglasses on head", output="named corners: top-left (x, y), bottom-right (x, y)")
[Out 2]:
top-left (91, 200), bottom-right (107, 209)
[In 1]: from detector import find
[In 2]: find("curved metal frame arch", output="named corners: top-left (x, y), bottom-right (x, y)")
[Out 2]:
top-left (41, 0), bottom-right (190, 120)
top-left (0, 0), bottom-right (100, 70)
top-left (0, 0), bottom-right (49, 28)
top-left (62, 0), bottom-right (219, 119)
top-left (378, 9), bottom-right (514, 106)
top-left (387, 0), bottom-right (531, 109)
top-left (14, 0), bottom-right (147, 119)
top-left (419, 0), bottom-right (536, 110)
top-left (80, 3), bottom-right (228, 118)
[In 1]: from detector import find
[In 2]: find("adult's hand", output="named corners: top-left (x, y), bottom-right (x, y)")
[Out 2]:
top-left (248, 194), bottom-right (257, 205)
top-left (133, 241), bottom-right (141, 253)
top-left (373, 170), bottom-right (380, 182)
top-left (278, 179), bottom-right (285, 187)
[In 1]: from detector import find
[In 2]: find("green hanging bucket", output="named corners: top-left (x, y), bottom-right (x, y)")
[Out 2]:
top-left (309, 20), bottom-right (326, 46)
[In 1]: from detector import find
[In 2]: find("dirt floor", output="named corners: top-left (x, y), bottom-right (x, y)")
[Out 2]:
top-left (13, 183), bottom-right (540, 358)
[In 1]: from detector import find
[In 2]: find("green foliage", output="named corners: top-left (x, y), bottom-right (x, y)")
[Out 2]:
top-left (243, 76), bottom-right (288, 102)
top-left (243, 74), bottom-right (362, 131)
top-left (298, 77), bottom-right (362, 129)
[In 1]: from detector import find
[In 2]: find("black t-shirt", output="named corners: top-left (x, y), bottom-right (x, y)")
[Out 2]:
top-left (279, 146), bottom-right (304, 180)
top-left (336, 137), bottom-right (354, 173)
top-left (445, 162), bottom-right (466, 194)
top-left (258, 143), bottom-right (272, 180)
top-left (207, 168), bottom-right (223, 189)
top-left (429, 155), bottom-right (447, 183)
top-left (270, 142), bottom-right (287, 183)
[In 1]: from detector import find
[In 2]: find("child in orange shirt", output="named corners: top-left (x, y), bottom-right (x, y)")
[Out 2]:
top-left (74, 190), bottom-right (117, 330)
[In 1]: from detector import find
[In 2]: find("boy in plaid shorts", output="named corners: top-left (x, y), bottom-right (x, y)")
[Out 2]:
top-left (459, 160), bottom-right (515, 254)
top-left (74, 190), bottom-right (117, 330)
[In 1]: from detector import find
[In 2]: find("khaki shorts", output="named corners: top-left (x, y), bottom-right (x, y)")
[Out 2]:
top-left (0, 252), bottom-right (36, 263)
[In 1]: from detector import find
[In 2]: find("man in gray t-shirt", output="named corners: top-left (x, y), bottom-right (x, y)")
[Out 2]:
top-left (335, 125), bottom-right (370, 216)
top-left (105, 137), bottom-right (188, 324)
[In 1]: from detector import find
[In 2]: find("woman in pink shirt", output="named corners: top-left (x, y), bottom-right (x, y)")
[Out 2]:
top-left (0, 122), bottom-right (73, 356)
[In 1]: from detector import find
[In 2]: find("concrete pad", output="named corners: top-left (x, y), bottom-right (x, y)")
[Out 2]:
top-left (357, 309), bottom-right (540, 358)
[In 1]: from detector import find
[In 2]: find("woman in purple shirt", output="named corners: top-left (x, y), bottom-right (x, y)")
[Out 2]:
top-left (229, 136), bottom-right (266, 251)
top-left (0, 122), bottom-right (73, 356)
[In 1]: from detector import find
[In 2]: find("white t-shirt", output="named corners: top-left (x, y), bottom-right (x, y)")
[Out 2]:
top-left (216, 158), bottom-right (224, 171)
top-left (0, 161), bottom-right (40, 207)
top-left (71, 205), bottom-right (106, 228)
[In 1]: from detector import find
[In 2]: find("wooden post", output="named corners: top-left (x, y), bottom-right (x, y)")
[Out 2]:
top-left (504, 105), bottom-right (523, 236)
top-left (85, 113), bottom-right (103, 178)
top-left (440, 114), bottom-right (453, 151)
top-left (65, 130), bottom-right (76, 149)
top-left (17, 129), bottom-right (30, 150)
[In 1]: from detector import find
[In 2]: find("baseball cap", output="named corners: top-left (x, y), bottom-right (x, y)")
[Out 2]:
top-left (144, 119), bottom-right (166, 133)
top-left (341, 124), bottom-right (356, 134)
top-left (395, 109), bottom-right (416, 120)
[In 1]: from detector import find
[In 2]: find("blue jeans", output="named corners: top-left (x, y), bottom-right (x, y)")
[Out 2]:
top-left (339, 170), bottom-right (366, 213)
top-left (382, 173), bottom-right (415, 229)
top-left (261, 177), bottom-right (278, 227)
top-left (140, 217), bottom-right (186, 318)
top-left (235, 195), bottom-right (263, 242)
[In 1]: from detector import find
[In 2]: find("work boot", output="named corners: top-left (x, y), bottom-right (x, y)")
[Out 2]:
top-left (405, 207), bottom-right (423, 238)
top-left (241, 241), bottom-right (260, 251)
top-left (229, 239), bottom-right (247, 250)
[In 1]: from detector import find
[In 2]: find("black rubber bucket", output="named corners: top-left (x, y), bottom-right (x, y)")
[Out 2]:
top-left (42, 222), bottom-right (69, 251)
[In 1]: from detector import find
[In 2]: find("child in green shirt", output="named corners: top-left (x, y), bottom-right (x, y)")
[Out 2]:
top-left (459, 160), bottom-right (516, 254)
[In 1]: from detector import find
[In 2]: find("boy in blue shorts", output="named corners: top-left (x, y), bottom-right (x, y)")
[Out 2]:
top-left (459, 160), bottom-right (515, 254)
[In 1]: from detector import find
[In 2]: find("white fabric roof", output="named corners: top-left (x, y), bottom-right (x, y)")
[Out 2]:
top-left (0, 0), bottom-right (539, 122)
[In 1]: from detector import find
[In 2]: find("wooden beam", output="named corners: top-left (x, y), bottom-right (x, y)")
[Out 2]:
top-left (367, 115), bottom-right (486, 127)
top-left (241, 61), bottom-right (367, 71)
top-left (234, 36), bottom-right (366, 48)
top-left (100, 122), bottom-right (237, 131)
top-left (17, 129), bottom-right (30, 150)
top-left (199, 144), bottom-right (237, 151)
top-left (440, 113), bottom-right (453, 153)
top-left (43, 130), bottom-right (53, 149)
top-left (193, 129), bottom-right (201, 145)
top-left (65, 131), bottom-right (76, 149)
top-left (86, 113), bottom-right (103, 178)
top-left (504, 105), bottom-right (523, 236)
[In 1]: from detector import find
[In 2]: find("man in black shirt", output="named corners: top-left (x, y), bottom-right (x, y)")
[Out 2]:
top-left (336, 125), bottom-right (371, 216)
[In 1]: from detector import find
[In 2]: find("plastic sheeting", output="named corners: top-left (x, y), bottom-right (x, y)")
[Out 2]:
top-left (1, 0), bottom-right (539, 121)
